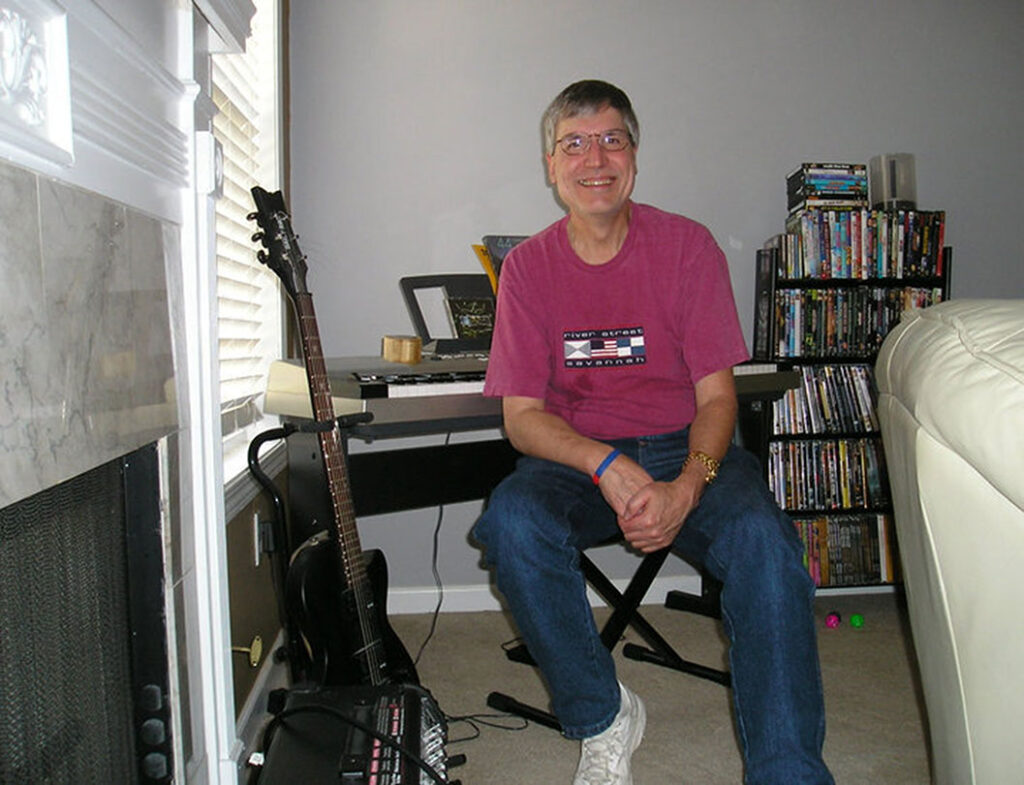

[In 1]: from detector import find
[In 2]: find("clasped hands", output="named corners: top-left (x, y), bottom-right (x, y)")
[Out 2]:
top-left (595, 451), bottom-right (701, 553)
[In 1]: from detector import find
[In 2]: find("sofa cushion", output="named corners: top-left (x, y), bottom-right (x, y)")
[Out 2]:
top-left (876, 299), bottom-right (1024, 511)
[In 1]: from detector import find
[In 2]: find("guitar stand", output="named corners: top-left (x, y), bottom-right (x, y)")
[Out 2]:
top-left (319, 412), bottom-right (376, 431)
top-left (248, 424), bottom-right (310, 681)
top-left (246, 412), bottom-right (378, 682)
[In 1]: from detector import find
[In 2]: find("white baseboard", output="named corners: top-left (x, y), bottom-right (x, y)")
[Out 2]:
top-left (816, 583), bottom-right (896, 597)
top-left (386, 573), bottom-right (706, 615)
top-left (384, 575), bottom-right (894, 615)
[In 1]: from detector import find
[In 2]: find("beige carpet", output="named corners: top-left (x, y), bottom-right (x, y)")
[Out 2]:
top-left (390, 592), bottom-right (931, 784)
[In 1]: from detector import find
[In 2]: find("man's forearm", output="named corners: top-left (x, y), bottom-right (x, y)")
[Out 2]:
top-left (685, 396), bottom-right (737, 463)
top-left (503, 401), bottom-right (614, 477)
top-left (674, 394), bottom-right (736, 495)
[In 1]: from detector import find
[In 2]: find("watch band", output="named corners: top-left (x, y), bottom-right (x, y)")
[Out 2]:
top-left (684, 450), bottom-right (720, 484)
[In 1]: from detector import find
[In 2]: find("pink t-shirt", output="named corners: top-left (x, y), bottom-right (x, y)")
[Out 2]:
top-left (484, 202), bottom-right (750, 439)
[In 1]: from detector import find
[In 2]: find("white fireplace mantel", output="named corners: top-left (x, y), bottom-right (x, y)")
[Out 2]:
top-left (0, 2), bottom-right (256, 785)
top-left (0, 0), bottom-right (205, 506)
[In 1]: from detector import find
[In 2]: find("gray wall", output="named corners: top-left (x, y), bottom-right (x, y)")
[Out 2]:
top-left (288, 0), bottom-right (1024, 605)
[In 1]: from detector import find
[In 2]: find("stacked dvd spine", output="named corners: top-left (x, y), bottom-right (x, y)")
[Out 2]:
top-left (787, 162), bottom-right (868, 213)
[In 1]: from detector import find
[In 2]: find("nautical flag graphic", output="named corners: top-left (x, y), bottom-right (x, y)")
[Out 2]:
top-left (564, 326), bottom-right (646, 368)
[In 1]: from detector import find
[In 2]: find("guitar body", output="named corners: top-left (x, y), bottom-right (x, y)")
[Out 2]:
top-left (287, 533), bottom-right (418, 686)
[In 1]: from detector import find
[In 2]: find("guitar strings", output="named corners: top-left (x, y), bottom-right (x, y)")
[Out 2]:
top-left (302, 317), bottom-right (388, 685)
top-left (325, 421), bottom-right (385, 684)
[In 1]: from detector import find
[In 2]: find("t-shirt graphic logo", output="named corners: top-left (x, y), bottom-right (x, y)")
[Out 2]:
top-left (564, 326), bottom-right (646, 368)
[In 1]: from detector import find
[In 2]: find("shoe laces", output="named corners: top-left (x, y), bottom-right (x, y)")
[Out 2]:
top-left (576, 704), bottom-right (634, 781)
top-left (578, 733), bottom-right (624, 779)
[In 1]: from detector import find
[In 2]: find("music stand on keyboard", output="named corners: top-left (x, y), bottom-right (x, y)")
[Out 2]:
top-left (399, 273), bottom-right (495, 355)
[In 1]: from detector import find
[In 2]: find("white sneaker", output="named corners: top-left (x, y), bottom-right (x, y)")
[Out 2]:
top-left (573, 682), bottom-right (646, 785)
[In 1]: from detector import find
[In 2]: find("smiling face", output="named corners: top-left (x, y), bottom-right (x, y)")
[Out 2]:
top-left (546, 104), bottom-right (637, 226)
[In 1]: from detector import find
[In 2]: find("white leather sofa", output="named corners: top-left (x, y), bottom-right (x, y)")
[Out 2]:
top-left (876, 299), bottom-right (1024, 785)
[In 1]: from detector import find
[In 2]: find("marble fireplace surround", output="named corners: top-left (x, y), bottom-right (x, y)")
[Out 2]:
top-left (0, 1), bottom-right (261, 781)
top-left (0, 156), bottom-right (180, 510)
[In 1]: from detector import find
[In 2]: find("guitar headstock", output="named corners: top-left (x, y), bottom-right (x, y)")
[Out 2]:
top-left (248, 186), bottom-right (309, 300)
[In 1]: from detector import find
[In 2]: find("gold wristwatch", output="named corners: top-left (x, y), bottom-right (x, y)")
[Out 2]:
top-left (684, 450), bottom-right (720, 484)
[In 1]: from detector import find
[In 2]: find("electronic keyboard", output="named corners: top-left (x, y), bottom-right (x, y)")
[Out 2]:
top-left (264, 356), bottom-right (496, 427)
top-left (263, 356), bottom-right (794, 430)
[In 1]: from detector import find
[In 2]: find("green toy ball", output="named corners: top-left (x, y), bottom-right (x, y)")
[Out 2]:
top-left (850, 613), bottom-right (865, 628)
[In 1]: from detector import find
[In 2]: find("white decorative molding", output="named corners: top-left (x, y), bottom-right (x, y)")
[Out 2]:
top-left (0, 1), bottom-right (195, 221)
top-left (194, 129), bottom-right (224, 198)
top-left (0, 0), bottom-right (72, 165)
top-left (64, 2), bottom-right (191, 189)
top-left (194, 0), bottom-right (255, 53)
top-left (71, 66), bottom-right (189, 187)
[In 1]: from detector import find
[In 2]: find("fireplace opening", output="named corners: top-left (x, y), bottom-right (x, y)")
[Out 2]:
top-left (0, 442), bottom-right (172, 785)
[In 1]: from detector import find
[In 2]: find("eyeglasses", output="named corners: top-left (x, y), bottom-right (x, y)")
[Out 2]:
top-left (554, 129), bottom-right (632, 156)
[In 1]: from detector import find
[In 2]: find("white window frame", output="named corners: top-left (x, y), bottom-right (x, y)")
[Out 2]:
top-left (211, 0), bottom-right (285, 489)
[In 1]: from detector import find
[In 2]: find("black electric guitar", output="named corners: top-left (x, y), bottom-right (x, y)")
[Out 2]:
top-left (249, 186), bottom-right (417, 687)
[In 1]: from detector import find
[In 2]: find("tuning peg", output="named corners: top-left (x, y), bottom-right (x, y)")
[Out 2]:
top-left (246, 210), bottom-right (257, 221)
top-left (251, 231), bottom-right (265, 243)
top-left (257, 250), bottom-right (268, 263)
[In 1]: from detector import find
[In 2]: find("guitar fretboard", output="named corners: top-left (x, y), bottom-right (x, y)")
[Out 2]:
top-left (295, 295), bottom-right (388, 685)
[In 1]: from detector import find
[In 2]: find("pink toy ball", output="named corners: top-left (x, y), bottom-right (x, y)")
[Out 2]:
top-left (825, 612), bottom-right (841, 629)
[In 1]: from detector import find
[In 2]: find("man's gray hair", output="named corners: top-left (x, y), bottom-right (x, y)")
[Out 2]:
top-left (541, 79), bottom-right (639, 155)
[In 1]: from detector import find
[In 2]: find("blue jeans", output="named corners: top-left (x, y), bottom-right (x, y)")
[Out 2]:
top-left (472, 429), bottom-right (834, 785)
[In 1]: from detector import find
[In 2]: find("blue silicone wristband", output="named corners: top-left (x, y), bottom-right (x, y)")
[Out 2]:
top-left (592, 448), bottom-right (622, 485)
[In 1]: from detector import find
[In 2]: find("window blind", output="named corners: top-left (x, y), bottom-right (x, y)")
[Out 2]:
top-left (211, 0), bottom-right (281, 438)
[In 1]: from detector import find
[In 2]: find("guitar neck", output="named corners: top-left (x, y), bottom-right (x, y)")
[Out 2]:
top-left (294, 292), bottom-right (385, 683)
top-left (295, 294), bottom-right (363, 556)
